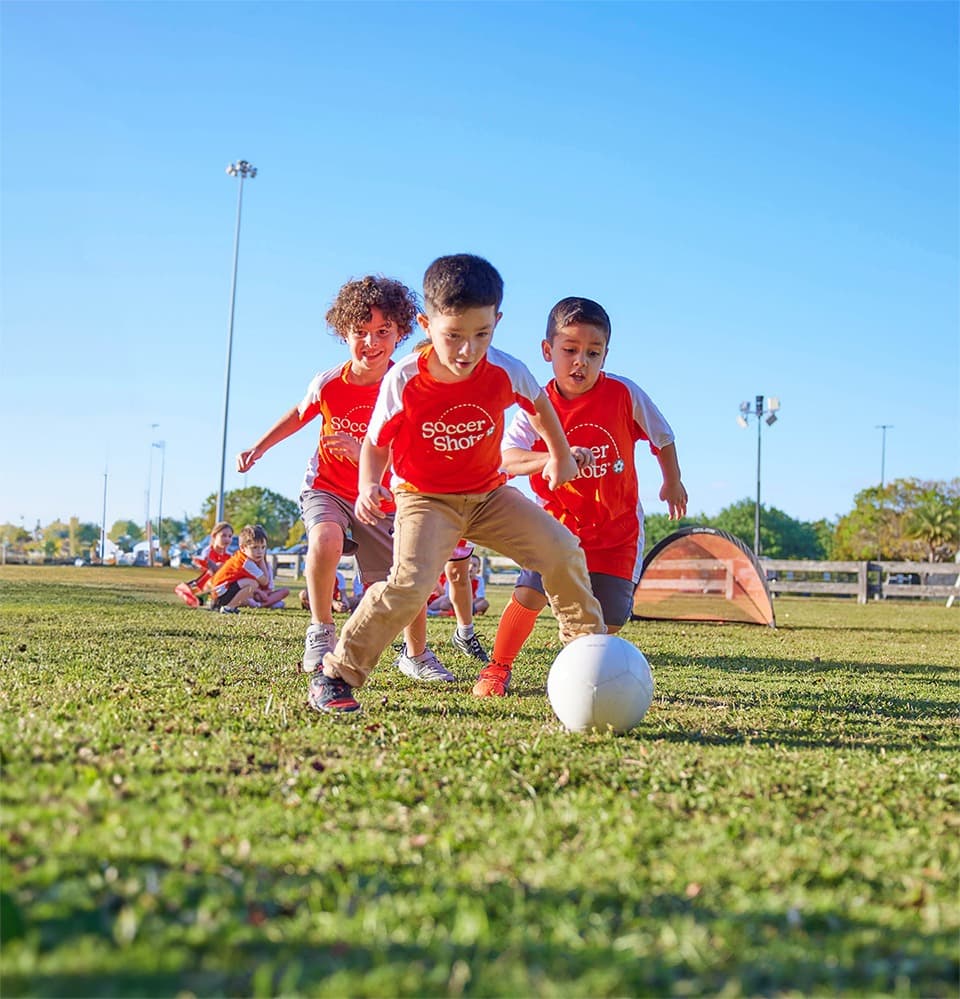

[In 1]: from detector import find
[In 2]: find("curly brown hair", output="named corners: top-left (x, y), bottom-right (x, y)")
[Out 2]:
top-left (325, 276), bottom-right (420, 342)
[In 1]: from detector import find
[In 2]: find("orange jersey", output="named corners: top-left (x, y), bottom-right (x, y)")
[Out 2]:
top-left (503, 372), bottom-right (675, 582)
top-left (368, 346), bottom-right (540, 494)
top-left (298, 361), bottom-right (394, 508)
top-left (209, 550), bottom-right (269, 596)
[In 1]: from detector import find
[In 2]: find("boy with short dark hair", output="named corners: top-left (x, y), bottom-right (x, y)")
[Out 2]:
top-left (473, 296), bottom-right (687, 697)
top-left (312, 254), bottom-right (605, 713)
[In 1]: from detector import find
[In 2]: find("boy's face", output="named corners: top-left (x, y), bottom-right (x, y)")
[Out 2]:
top-left (417, 306), bottom-right (501, 383)
top-left (347, 307), bottom-right (403, 377)
top-left (212, 527), bottom-right (233, 550)
top-left (542, 323), bottom-right (608, 399)
top-left (242, 539), bottom-right (268, 559)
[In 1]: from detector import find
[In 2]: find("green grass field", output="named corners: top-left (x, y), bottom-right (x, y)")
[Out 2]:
top-left (1, 566), bottom-right (957, 997)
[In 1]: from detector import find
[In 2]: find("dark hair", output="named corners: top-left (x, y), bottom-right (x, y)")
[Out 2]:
top-left (325, 276), bottom-right (420, 341)
top-left (238, 524), bottom-right (268, 547)
top-left (545, 297), bottom-right (612, 344)
top-left (422, 254), bottom-right (504, 314)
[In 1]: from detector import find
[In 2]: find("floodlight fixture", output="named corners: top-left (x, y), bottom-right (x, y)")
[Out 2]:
top-left (735, 394), bottom-right (782, 555)
top-left (217, 159), bottom-right (258, 522)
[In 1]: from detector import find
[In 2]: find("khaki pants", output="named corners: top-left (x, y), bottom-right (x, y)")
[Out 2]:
top-left (325, 486), bottom-right (605, 687)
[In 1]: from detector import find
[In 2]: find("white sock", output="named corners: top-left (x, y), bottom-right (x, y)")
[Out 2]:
top-left (457, 624), bottom-right (475, 639)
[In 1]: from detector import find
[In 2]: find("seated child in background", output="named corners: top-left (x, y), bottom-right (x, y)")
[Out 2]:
top-left (174, 521), bottom-right (233, 607)
top-left (428, 552), bottom-right (489, 618)
top-left (208, 524), bottom-right (271, 615)
top-left (311, 253), bottom-right (604, 713)
top-left (472, 296), bottom-right (688, 697)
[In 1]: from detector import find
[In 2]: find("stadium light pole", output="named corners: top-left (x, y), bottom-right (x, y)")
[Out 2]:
top-left (100, 466), bottom-right (108, 563)
top-left (146, 423), bottom-right (159, 566)
top-left (153, 440), bottom-right (166, 562)
top-left (216, 159), bottom-right (257, 524)
top-left (736, 395), bottom-right (781, 556)
top-left (875, 424), bottom-right (893, 488)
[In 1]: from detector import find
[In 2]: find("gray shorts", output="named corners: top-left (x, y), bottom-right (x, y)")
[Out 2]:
top-left (515, 568), bottom-right (635, 628)
top-left (300, 489), bottom-right (393, 585)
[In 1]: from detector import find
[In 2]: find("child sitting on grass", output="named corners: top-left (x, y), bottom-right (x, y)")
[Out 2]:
top-left (208, 525), bottom-right (271, 615)
top-left (174, 521), bottom-right (233, 607)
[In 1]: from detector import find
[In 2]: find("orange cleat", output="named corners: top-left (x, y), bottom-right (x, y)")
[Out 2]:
top-left (472, 663), bottom-right (511, 697)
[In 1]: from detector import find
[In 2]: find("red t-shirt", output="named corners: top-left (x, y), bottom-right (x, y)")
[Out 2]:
top-left (298, 361), bottom-right (394, 507)
top-left (368, 346), bottom-right (541, 494)
top-left (502, 372), bottom-right (675, 582)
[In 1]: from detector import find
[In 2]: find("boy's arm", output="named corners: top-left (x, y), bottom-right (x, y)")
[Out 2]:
top-left (237, 407), bottom-right (305, 473)
top-left (656, 442), bottom-right (688, 519)
top-left (354, 438), bottom-right (393, 525)
top-left (528, 392), bottom-right (578, 489)
top-left (501, 446), bottom-right (594, 477)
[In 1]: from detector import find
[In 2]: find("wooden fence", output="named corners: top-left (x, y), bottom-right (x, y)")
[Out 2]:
top-left (762, 559), bottom-right (960, 604)
top-left (273, 553), bottom-right (959, 606)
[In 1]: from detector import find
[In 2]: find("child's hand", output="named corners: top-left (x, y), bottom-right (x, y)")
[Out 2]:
top-left (660, 481), bottom-right (688, 520)
top-left (355, 483), bottom-right (392, 525)
top-left (571, 446), bottom-right (595, 470)
top-left (321, 433), bottom-right (361, 465)
top-left (237, 447), bottom-right (259, 473)
top-left (542, 452), bottom-right (579, 490)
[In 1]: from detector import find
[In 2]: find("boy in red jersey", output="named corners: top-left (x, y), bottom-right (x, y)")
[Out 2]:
top-left (311, 254), bottom-right (605, 714)
top-left (208, 524), bottom-right (271, 614)
top-left (174, 520), bottom-right (233, 607)
top-left (472, 296), bottom-right (688, 697)
top-left (237, 276), bottom-right (464, 681)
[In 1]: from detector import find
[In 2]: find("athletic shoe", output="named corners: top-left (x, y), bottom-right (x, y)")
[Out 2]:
top-left (452, 630), bottom-right (489, 664)
top-left (218, 606), bottom-right (240, 615)
top-left (307, 673), bottom-right (360, 714)
top-left (472, 663), bottom-right (511, 697)
top-left (302, 623), bottom-right (337, 674)
top-left (395, 647), bottom-right (456, 683)
top-left (175, 582), bottom-right (200, 608)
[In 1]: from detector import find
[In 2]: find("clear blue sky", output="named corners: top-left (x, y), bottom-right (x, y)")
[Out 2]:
top-left (2, 1), bottom-right (957, 536)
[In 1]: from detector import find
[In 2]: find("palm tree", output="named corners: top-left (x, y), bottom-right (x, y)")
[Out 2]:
top-left (905, 494), bottom-right (959, 562)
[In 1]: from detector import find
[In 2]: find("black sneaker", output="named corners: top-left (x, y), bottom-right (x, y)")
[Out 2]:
top-left (452, 630), bottom-right (489, 663)
top-left (218, 606), bottom-right (240, 615)
top-left (308, 673), bottom-right (361, 714)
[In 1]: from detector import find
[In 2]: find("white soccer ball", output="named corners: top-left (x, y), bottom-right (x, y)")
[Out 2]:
top-left (547, 634), bottom-right (654, 733)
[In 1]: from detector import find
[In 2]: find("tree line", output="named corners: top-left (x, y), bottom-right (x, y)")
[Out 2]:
top-left (3, 478), bottom-right (957, 564)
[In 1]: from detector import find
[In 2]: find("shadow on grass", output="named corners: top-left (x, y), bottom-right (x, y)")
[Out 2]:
top-left (4, 865), bottom-right (956, 998)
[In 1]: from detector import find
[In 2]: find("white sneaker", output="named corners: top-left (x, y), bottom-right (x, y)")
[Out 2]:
top-left (303, 623), bottom-right (336, 674)
top-left (394, 647), bottom-right (456, 683)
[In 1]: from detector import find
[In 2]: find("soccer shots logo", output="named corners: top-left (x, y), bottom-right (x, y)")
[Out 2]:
top-left (422, 404), bottom-right (497, 453)
top-left (569, 423), bottom-right (624, 479)
top-left (329, 404), bottom-right (374, 440)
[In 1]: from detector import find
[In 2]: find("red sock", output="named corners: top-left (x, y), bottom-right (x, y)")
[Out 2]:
top-left (491, 595), bottom-right (541, 668)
